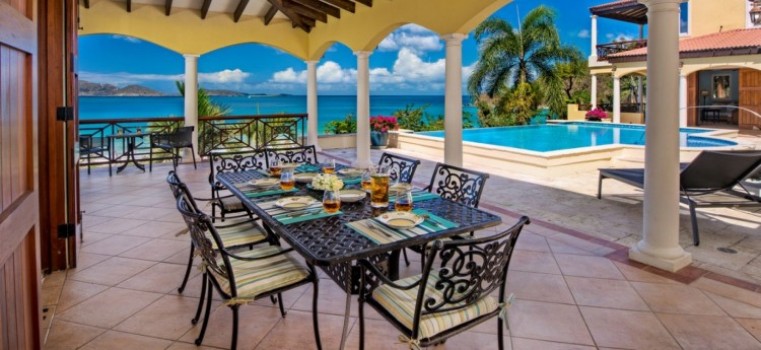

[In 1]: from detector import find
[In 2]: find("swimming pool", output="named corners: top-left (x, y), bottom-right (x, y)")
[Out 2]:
top-left (418, 122), bottom-right (736, 152)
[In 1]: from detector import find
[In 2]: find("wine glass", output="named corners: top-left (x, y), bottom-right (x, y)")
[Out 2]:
top-left (323, 189), bottom-right (341, 213)
top-left (270, 158), bottom-right (282, 177)
top-left (394, 188), bottom-right (413, 212)
top-left (280, 169), bottom-right (295, 191)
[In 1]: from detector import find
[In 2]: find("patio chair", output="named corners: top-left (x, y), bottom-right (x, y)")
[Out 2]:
top-left (265, 145), bottom-right (319, 167)
top-left (166, 171), bottom-right (271, 297)
top-left (358, 216), bottom-right (529, 350)
top-left (79, 135), bottom-right (112, 176)
top-left (149, 126), bottom-right (196, 171)
top-left (403, 163), bottom-right (490, 266)
top-left (208, 150), bottom-right (268, 221)
top-left (598, 150), bottom-right (761, 245)
top-left (176, 194), bottom-right (321, 350)
top-left (379, 152), bottom-right (421, 184)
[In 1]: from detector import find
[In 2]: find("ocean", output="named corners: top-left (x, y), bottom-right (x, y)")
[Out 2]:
top-left (79, 95), bottom-right (478, 133)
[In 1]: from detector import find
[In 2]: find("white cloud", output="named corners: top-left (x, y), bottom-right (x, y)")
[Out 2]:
top-left (112, 35), bottom-right (141, 43)
top-left (605, 33), bottom-right (635, 42)
top-left (577, 29), bottom-right (590, 38)
top-left (377, 24), bottom-right (442, 54)
top-left (199, 69), bottom-right (250, 83)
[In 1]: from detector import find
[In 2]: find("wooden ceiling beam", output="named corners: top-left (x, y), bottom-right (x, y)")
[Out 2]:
top-left (165, 0), bottom-right (173, 16)
top-left (284, 0), bottom-right (327, 23)
top-left (126, 0), bottom-right (132, 12)
top-left (83, 0), bottom-right (90, 9)
top-left (320, 0), bottom-right (354, 13)
top-left (354, 0), bottom-right (371, 7)
top-left (291, 0), bottom-right (340, 19)
top-left (233, 0), bottom-right (250, 22)
top-left (267, 0), bottom-right (311, 32)
top-left (200, 0), bottom-right (212, 19)
top-left (264, 5), bottom-right (278, 25)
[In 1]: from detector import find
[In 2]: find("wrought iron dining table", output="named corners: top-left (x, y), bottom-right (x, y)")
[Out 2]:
top-left (217, 169), bottom-right (502, 349)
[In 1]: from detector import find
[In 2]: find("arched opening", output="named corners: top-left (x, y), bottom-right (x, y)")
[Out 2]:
top-left (685, 66), bottom-right (761, 130)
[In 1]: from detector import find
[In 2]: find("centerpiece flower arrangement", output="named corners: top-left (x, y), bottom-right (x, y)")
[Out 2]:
top-left (585, 108), bottom-right (609, 122)
top-left (311, 174), bottom-right (344, 191)
top-left (370, 116), bottom-right (398, 149)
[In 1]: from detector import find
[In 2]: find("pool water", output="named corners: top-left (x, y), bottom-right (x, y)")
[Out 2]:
top-left (418, 122), bottom-right (736, 152)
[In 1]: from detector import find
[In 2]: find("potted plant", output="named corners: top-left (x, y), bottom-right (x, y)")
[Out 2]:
top-left (585, 107), bottom-right (608, 122)
top-left (370, 116), bottom-right (398, 149)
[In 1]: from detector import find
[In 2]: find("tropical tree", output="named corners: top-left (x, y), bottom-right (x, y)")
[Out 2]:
top-left (468, 6), bottom-right (579, 122)
top-left (175, 81), bottom-right (231, 155)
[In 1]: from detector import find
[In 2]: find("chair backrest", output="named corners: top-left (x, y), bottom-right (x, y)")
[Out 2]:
top-left (208, 150), bottom-right (268, 189)
top-left (378, 152), bottom-right (421, 184)
top-left (265, 145), bottom-right (318, 168)
top-left (410, 216), bottom-right (529, 336)
top-left (166, 171), bottom-right (202, 213)
top-left (176, 194), bottom-right (237, 295)
top-left (426, 163), bottom-right (489, 208)
top-left (680, 150), bottom-right (761, 193)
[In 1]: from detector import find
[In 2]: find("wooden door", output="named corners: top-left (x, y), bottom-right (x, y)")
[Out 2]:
top-left (0, 0), bottom-right (41, 348)
top-left (739, 68), bottom-right (761, 130)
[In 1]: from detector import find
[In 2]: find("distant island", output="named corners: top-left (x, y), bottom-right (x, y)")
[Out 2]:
top-left (78, 80), bottom-right (289, 97)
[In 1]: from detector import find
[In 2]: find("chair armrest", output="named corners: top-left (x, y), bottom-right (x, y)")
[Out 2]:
top-left (358, 259), bottom-right (421, 291)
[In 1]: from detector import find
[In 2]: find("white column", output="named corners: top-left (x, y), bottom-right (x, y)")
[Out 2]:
top-left (679, 73), bottom-right (688, 127)
top-left (630, 0), bottom-right (692, 272)
top-left (591, 15), bottom-right (598, 59)
top-left (591, 75), bottom-right (598, 109)
top-left (183, 54), bottom-right (199, 160)
top-left (443, 33), bottom-right (467, 167)
top-left (306, 61), bottom-right (321, 150)
top-left (354, 51), bottom-right (372, 169)
top-left (613, 75), bottom-right (621, 123)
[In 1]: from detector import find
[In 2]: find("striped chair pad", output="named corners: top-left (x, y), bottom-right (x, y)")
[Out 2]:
top-left (212, 222), bottom-right (267, 249)
top-left (220, 196), bottom-right (245, 211)
top-left (372, 272), bottom-right (499, 339)
top-left (212, 246), bottom-right (310, 299)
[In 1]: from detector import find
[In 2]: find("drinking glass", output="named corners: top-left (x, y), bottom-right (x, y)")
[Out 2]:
top-left (322, 159), bottom-right (336, 174)
top-left (394, 188), bottom-right (413, 212)
top-left (370, 166), bottom-right (390, 208)
top-left (322, 190), bottom-right (341, 213)
top-left (361, 169), bottom-right (373, 192)
top-left (280, 169), bottom-right (295, 191)
top-left (269, 158), bottom-right (282, 177)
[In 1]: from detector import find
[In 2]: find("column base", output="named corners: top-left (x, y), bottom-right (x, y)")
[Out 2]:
top-left (629, 245), bottom-right (692, 272)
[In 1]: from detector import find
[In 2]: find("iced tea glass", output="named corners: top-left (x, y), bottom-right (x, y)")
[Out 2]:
top-left (370, 166), bottom-right (390, 208)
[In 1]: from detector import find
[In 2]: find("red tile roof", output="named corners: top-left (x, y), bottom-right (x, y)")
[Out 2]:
top-left (609, 28), bottom-right (761, 61)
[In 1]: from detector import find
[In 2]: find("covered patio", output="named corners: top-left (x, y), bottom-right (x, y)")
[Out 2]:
top-left (41, 149), bottom-right (761, 349)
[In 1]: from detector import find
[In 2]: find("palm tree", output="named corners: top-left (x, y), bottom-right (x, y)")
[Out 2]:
top-left (468, 6), bottom-right (579, 120)
top-left (175, 81), bottom-right (231, 155)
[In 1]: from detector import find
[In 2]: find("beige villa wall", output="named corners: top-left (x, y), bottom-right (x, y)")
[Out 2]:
top-left (689, 0), bottom-right (749, 37)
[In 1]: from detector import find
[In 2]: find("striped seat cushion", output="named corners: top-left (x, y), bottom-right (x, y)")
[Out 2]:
top-left (212, 246), bottom-right (310, 299)
top-left (220, 196), bottom-right (245, 211)
top-left (372, 272), bottom-right (499, 339)
top-left (212, 222), bottom-right (267, 249)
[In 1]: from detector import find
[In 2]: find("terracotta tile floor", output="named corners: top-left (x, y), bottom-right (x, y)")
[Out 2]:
top-left (42, 150), bottom-right (761, 349)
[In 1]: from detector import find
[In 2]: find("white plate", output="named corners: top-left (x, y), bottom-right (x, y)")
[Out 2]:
top-left (338, 168), bottom-right (363, 177)
top-left (274, 196), bottom-right (317, 210)
top-left (376, 211), bottom-right (423, 229)
top-left (294, 172), bottom-right (318, 183)
top-left (249, 178), bottom-right (280, 188)
top-left (339, 190), bottom-right (366, 203)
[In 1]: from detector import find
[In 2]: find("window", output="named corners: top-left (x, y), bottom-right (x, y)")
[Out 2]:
top-left (679, 2), bottom-right (690, 34)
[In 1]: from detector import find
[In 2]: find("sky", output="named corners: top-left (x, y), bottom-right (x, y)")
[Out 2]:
top-left (78, 0), bottom-right (642, 96)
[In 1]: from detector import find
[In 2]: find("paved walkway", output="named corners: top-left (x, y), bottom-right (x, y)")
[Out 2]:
top-left (41, 153), bottom-right (761, 349)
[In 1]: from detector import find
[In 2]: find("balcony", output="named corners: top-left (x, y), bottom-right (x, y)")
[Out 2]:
top-left (597, 39), bottom-right (648, 60)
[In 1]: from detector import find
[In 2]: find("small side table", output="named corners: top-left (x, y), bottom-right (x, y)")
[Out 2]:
top-left (108, 133), bottom-right (147, 174)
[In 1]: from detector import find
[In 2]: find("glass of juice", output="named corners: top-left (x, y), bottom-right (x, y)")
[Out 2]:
top-left (279, 168), bottom-right (295, 191)
top-left (322, 189), bottom-right (341, 213)
top-left (269, 158), bottom-right (282, 177)
top-left (370, 166), bottom-right (390, 208)
top-left (322, 159), bottom-right (336, 174)
top-left (361, 168), bottom-right (373, 192)
top-left (394, 188), bottom-right (413, 212)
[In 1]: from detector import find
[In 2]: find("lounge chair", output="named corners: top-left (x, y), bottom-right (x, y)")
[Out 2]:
top-left (598, 150), bottom-right (761, 246)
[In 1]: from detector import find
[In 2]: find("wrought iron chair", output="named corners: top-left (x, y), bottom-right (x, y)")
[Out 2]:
top-left (208, 150), bottom-right (268, 221)
top-left (166, 171), bottom-right (271, 296)
top-left (379, 152), bottom-right (421, 184)
top-left (403, 163), bottom-right (490, 266)
top-left (150, 126), bottom-right (196, 171)
top-left (358, 216), bottom-right (529, 350)
top-left (79, 135), bottom-right (112, 175)
top-left (265, 145), bottom-right (319, 167)
top-left (176, 194), bottom-right (322, 350)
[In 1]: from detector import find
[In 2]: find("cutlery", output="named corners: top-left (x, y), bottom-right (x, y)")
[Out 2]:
top-left (420, 214), bottom-right (446, 230)
top-left (366, 221), bottom-right (394, 239)
top-left (285, 209), bottom-right (322, 218)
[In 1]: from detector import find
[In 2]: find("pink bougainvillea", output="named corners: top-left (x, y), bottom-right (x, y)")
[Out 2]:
top-left (585, 108), bottom-right (609, 121)
top-left (370, 116), bottom-right (398, 133)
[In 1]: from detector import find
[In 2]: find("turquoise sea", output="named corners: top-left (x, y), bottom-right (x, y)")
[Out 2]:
top-left (79, 95), bottom-right (477, 134)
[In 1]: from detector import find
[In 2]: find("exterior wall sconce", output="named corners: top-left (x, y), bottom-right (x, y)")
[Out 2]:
top-left (751, 0), bottom-right (761, 26)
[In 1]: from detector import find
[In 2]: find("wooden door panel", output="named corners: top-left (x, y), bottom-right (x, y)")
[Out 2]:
top-left (739, 69), bottom-right (761, 130)
top-left (0, 0), bottom-right (40, 348)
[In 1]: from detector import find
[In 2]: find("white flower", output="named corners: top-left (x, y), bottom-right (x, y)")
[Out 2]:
top-left (311, 174), bottom-right (344, 191)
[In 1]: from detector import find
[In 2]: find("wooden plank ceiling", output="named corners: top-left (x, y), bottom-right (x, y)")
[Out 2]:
top-left (81, 0), bottom-right (372, 32)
